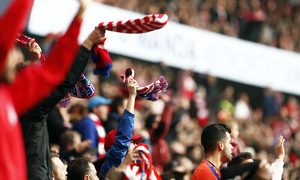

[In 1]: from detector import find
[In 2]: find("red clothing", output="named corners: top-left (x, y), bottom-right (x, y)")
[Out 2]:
top-left (88, 113), bottom-right (106, 158)
top-left (192, 160), bottom-right (221, 180)
top-left (0, 0), bottom-right (34, 76)
top-left (0, 1), bottom-right (82, 179)
top-left (149, 105), bottom-right (172, 173)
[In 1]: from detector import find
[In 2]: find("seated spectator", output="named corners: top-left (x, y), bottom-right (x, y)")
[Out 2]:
top-left (67, 158), bottom-right (99, 180)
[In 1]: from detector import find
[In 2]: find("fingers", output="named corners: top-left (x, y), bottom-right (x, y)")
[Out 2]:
top-left (28, 39), bottom-right (35, 47)
top-left (126, 77), bottom-right (136, 84)
top-left (131, 150), bottom-right (140, 161)
top-left (276, 135), bottom-right (285, 147)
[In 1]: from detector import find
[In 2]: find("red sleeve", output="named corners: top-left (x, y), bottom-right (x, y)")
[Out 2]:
top-left (0, 0), bottom-right (34, 76)
top-left (6, 16), bottom-right (82, 115)
top-left (160, 105), bottom-right (173, 138)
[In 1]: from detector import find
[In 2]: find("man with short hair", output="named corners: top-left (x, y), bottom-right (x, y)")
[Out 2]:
top-left (192, 123), bottom-right (233, 180)
top-left (67, 158), bottom-right (99, 180)
top-left (51, 153), bottom-right (67, 180)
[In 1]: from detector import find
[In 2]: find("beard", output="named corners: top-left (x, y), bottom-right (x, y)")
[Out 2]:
top-left (221, 148), bottom-right (232, 163)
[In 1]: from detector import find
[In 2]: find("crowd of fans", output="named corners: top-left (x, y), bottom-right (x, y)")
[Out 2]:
top-left (2, 0), bottom-right (300, 179)
top-left (101, 0), bottom-right (300, 53)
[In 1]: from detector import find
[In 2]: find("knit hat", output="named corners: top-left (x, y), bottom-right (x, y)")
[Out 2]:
top-left (104, 129), bottom-right (142, 152)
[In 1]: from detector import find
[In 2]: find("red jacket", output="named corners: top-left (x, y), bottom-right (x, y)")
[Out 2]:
top-left (0, 0), bottom-right (82, 179)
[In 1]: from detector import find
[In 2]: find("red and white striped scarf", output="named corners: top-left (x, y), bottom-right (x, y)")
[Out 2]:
top-left (16, 33), bottom-right (95, 107)
top-left (98, 14), bottom-right (168, 34)
top-left (88, 113), bottom-right (106, 159)
top-left (121, 68), bottom-right (168, 101)
top-left (123, 143), bottom-right (162, 180)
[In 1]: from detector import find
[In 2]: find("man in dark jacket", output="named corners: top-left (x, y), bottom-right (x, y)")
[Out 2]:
top-left (19, 28), bottom-right (106, 180)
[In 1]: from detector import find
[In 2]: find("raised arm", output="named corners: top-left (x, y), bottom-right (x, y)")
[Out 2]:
top-left (272, 135), bottom-right (285, 180)
top-left (100, 77), bottom-right (138, 179)
top-left (35, 28), bottom-right (106, 109)
top-left (7, 0), bottom-right (88, 115)
top-left (0, 0), bottom-right (34, 76)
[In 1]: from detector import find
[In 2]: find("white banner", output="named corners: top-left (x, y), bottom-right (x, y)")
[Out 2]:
top-left (27, 0), bottom-right (300, 95)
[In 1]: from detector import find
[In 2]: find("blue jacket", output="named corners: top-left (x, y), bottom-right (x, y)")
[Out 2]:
top-left (72, 116), bottom-right (99, 149)
top-left (100, 109), bottom-right (134, 179)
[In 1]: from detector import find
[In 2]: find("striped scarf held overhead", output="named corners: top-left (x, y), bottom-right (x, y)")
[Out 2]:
top-left (98, 14), bottom-right (168, 34)
top-left (92, 14), bottom-right (168, 77)
top-left (121, 68), bottom-right (168, 101)
top-left (16, 34), bottom-right (95, 107)
top-left (123, 143), bottom-right (162, 180)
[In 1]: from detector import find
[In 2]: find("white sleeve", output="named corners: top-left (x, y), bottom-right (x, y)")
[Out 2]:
top-left (271, 159), bottom-right (284, 180)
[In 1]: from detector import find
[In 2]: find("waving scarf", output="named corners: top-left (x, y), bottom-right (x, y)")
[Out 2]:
top-left (92, 14), bottom-right (168, 77)
top-left (16, 34), bottom-right (95, 107)
top-left (121, 68), bottom-right (168, 101)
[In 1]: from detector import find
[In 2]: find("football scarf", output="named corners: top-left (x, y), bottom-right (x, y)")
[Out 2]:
top-left (121, 68), bottom-right (168, 101)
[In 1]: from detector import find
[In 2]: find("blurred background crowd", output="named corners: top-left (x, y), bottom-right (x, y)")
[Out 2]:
top-left (14, 0), bottom-right (300, 179)
top-left (101, 0), bottom-right (300, 53)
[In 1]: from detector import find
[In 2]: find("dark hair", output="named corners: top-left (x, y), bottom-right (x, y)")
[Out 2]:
top-left (201, 123), bottom-right (231, 153)
top-left (60, 130), bottom-right (81, 150)
top-left (228, 152), bottom-right (253, 167)
top-left (145, 114), bottom-right (157, 129)
top-left (67, 158), bottom-right (91, 180)
top-left (111, 96), bottom-right (126, 113)
top-left (68, 103), bottom-right (87, 115)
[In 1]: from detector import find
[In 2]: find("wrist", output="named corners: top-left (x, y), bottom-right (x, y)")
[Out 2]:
top-left (82, 39), bottom-right (93, 50)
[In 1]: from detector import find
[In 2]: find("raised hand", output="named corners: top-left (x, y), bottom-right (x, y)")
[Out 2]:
top-left (27, 39), bottom-right (41, 61)
top-left (275, 135), bottom-right (285, 160)
top-left (127, 77), bottom-right (139, 98)
top-left (82, 28), bottom-right (106, 50)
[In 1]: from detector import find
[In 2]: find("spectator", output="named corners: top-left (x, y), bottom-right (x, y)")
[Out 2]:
top-left (20, 27), bottom-right (105, 180)
top-left (67, 158), bottom-right (99, 180)
top-left (0, 0), bottom-right (86, 179)
top-left (51, 152), bottom-right (67, 180)
top-left (99, 77), bottom-right (140, 179)
top-left (103, 96), bottom-right (128, 133)
top-left (145, 94), bottom-right (173, 173)
top-left (228, 135), bottom-right (286, 180)
top-left (72, 95), bottom-right (111, 159)
top-left (192, 123), bottom-right (233, 180)
top-left (103, 147), bottom-right (139, 180)
top-left (60, 129), bottom-right (91, 162)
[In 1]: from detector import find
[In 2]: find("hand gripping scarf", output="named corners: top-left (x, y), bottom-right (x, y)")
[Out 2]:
top-left (123, 143), bottom-right (162, 180)
top-left (16, 34), bottom-right (95, 107)
top-left (121, 68), bottom-right (168, 101)
top-left (16, 33), bottom-right (46, 63)
top-left (92, 14), bottom-right (168, 77)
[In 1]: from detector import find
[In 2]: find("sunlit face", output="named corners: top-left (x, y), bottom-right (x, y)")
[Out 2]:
top-left (93, 105), bottom-right (109, 122)
top-left (88, 162), bottom-right (99, 180)
top-left (52, 157), bottom-right (67, 180)
top-left (221, 132), bottom-right (233, 163)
